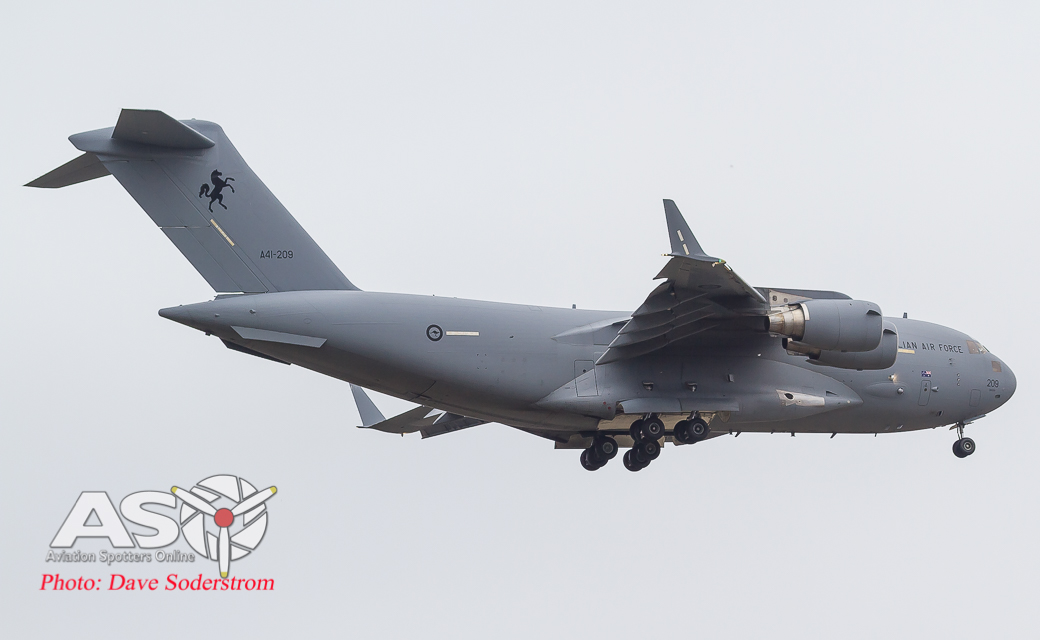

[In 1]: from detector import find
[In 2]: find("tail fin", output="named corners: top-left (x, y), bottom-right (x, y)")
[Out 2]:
top-left (27, 109), bottom-right (357, 293)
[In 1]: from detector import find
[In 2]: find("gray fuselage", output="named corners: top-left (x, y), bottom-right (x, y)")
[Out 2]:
top-left (159, 290), bottom-right (1016, 441)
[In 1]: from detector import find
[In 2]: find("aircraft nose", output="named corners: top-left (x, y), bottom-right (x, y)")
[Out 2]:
top-left (1002, 360), bottom-right (1017, 402)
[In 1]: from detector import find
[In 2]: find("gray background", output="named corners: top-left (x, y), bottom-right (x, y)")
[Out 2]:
top-left (2, 2), bottom-right (1036, 637)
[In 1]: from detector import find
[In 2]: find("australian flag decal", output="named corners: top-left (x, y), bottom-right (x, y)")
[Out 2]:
top-left (921, 371), bottom-right (932, 377)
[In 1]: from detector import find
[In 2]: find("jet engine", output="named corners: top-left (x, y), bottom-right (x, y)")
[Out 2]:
top-left (767, 299), bottom-right (884, 352)
top-left (783, 322), bottom-right (898, 370)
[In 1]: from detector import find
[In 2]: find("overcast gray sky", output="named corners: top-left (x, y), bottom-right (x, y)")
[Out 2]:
top-left (2, 2), bottom-right (1038, 638)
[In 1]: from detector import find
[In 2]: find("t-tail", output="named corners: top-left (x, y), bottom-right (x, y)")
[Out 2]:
top-left (27, 109), bottom-right (357, 293)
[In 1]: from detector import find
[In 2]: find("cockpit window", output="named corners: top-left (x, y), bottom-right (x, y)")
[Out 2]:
top-left (992, 361), bottom-right (1002, 372)
top-left (966, 340), bottom-right (989, 354)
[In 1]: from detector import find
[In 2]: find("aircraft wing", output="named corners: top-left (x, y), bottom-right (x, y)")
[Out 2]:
top-left (350, 384), bottom-right (486, 438)
top-left (597, 200), bottom-right (770, 365)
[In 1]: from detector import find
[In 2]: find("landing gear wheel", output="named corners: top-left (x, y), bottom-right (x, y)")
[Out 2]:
top-left (623, 449), bottom-right (644, 472)
top-left (688, 418), bottom-right (709, 441)
top-left (639, 439), bottom-right (661, 460)
top-left (592, 436), bottom-right (618, 460)
top-left (580, 449), bottom-right (605, 471)
top-left (674, 417), bottom-right (709, 444)
top-left (632, 444), bottom-right (651, 465)
top-left (640, 416), bottom-right (665, 441)
top-left (953, 437), bottom-right (976, 458)
top-left (673, 420), bottom-right (691, 444)
top-left (629, 419), bottom-right (645, 441)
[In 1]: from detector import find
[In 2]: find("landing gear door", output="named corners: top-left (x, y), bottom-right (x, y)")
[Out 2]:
top-left (574, 360), bottom-right (599, 397)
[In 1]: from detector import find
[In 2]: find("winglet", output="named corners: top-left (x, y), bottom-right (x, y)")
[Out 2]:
top-left (663, 199), bottom-right (713, 260)
top-left (350, 384), bottom-right (386, 427)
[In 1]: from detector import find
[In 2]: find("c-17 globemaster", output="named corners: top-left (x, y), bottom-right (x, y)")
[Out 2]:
top-left (29, 109), bottom-right (1016, 471)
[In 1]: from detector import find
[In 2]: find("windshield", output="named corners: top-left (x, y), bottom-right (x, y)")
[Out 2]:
top-left (966, 340), bottom-right (989, 354)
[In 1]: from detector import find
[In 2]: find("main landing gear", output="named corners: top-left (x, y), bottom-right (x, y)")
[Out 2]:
top-left (673, 416), bottom-right (710, 445)
top-left (580, 434), bottom-right (619, 471)
top-left (579, 414), bottom-right (715, 472)
top-left (622, 416), bottom-right (665, 472)
top-left (952, 422), bottom-right (976, 459)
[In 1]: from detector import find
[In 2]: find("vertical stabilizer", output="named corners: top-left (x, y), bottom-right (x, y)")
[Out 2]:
top-left (28, 109), bottom-right (357, 294)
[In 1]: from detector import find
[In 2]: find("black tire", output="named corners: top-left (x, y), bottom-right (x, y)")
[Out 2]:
top-left (960, 437), bottom-right (975, 456)
top-left (629, 419), bottom-right (645, 442)
top-left (641, 417), bottom-right (665, 441)
top-left (580, 449), bottom-right (600, 471)
top-left (633, 444), bottom-right (651, 464)
top-left (642, 440), bottom-right (661, 460)
top-left (588, 446), bottom-right (606, 465)
top-left (689, 418), bottom-right (709, 441)
top-left (623, 449), bottom-right (643, 472)
top-left (673, 420), bottom-right (691, 444)
top-left (594, 436), bottom-right (618, 460)
top-left (953, 437), bottom-right (975, 458)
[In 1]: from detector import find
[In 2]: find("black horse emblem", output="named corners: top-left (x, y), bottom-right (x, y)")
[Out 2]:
top-left (198, 170), bottom-right (235, 212)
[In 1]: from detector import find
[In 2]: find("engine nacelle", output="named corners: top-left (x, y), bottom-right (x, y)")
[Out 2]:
top-left (785, 322), bottom-right (898, 370)
top-left (768, 299), bottom-right (883, 352)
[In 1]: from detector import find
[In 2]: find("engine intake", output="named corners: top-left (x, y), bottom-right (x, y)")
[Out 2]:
top-left (768, 299), bottom-right (883, 352)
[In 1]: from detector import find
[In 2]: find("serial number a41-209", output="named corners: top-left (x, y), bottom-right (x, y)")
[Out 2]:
top-left (259, 250), bottom-right (293, 259)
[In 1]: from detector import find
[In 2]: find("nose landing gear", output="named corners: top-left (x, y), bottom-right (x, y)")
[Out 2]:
top-left (952, 422), bottom-right (976, 458)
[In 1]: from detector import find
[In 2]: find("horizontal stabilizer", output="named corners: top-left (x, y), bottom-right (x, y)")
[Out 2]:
top-left (25, 153), bottom-right (110, 188)
top-left (350, 385), bottom-right (485, 437)
top-left (112, 109), bottom-right (215, 149)
top-left (419, 414), bottom-right (486, 439)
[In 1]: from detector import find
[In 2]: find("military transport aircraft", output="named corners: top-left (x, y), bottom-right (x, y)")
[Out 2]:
top-left (29, 109), bottom-right (1016, 471)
